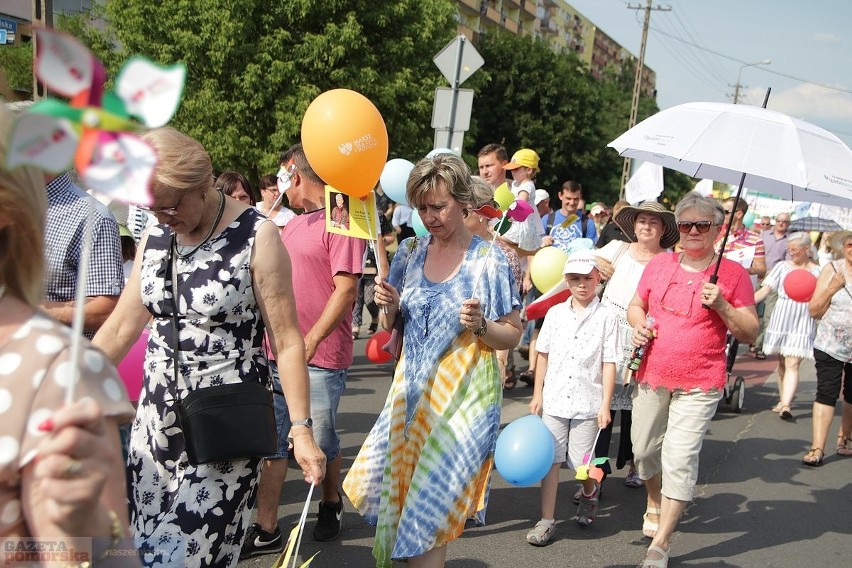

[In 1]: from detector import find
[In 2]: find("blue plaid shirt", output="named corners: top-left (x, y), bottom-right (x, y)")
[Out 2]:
top-left (44, 175), bottom-right (124, 334)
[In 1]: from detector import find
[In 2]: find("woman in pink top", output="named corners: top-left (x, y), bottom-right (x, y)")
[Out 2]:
top-left (627, 193), bottom-right (759, 568)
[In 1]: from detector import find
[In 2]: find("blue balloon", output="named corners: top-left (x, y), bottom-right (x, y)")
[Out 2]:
top-left (380, 158), bottom-right (415, 206)
top-left (495, 414), bottom-right (554, 487)
top-left (426, 147), bottom-right (457, 158)
top-left (411, 209), bottom-right (429, 237)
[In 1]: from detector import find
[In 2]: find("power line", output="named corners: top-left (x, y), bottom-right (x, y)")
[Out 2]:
top-left (650, 25), bottom-right (852, 96)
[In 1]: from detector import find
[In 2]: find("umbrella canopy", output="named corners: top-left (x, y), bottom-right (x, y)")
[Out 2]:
top-left (788, 216), bottom-right (844, 233)
top-left (608, 101), bottom-right (852, 207)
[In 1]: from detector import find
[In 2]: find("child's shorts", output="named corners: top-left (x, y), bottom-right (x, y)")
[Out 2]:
top-left (541, 413), bottom-right (598, 470)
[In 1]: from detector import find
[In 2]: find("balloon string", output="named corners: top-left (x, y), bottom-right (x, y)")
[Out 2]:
top-left (471, 212), bottom-right (506, 296)
top-left (66, 197), bottom-right (95, 405)
top-left (362, 197), bottom-right (387, 314)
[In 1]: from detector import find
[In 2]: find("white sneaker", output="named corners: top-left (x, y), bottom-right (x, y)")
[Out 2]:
top-left (526, 520), bottom-right (556, 546)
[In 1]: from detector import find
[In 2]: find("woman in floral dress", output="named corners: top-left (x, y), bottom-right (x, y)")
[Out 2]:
top-left (344, 155), bottom-right (523, 567)
top-left (93, 127), bottom-right (325, 567)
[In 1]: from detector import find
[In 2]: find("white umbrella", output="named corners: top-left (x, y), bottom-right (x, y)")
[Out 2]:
top-left (608, 100), bottom-right (852, 207)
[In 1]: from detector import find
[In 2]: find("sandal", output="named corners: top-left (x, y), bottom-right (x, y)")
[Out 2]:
top-left (352, 330), bottom-right (360, 340)
top-left (770, 402), bottom-right (783, 413)
top-left (641, 544), bottom-right (669, 568)
top-left (802, 448), bottom-right (824, 467)
top-left (503, 371), bottom-right (517, 391)
top-left (368, 322), bottom-right (378, 334)
top-left (837, 434), bottom-right (852, 457)
top-left (642, 507), bottom-right (660, 539)
top-left (518, 370), bottom-right (535, 386)
top-left (779, 407), bottom-right (793, 421)
top-left (755, 350), bottom-right (767, 360)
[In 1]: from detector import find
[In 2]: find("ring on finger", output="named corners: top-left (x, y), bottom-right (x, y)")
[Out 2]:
top-left (63, 459), bottom-right (84, 479)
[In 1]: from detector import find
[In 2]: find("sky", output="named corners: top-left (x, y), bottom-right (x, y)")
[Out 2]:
top-left (568, 0), bottom-right (852, 147)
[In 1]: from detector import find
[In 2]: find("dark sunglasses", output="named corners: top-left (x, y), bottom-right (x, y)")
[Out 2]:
top-left (677, 221), bottom-right (714, 234)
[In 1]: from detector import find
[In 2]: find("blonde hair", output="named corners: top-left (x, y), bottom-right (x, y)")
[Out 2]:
top-left (143, 127), bottom-right (213, 197)
top-left (0, 105), bottom-right (47, 307)
top-left (406, 154), bottom-right (473, 209)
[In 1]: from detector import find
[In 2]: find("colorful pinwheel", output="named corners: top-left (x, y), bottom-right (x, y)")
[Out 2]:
top-left (7, 27), bottom-right (186, 205)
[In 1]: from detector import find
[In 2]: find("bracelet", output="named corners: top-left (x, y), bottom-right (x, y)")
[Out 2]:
top-left (473, 318), bottom-right (488, 337)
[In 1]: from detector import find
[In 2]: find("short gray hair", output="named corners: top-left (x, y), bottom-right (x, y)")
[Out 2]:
top-left (469, 176), bottom-right (495, 209)
top-left (674, 192), bottom-right (725, 226)
top-left (787, 231), bottom-right (812, 248)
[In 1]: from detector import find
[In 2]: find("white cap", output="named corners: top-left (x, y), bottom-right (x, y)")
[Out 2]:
top-left (534, 189), bottom-right (550, 206)
top-left (562, 250), bottom-right (599, 275)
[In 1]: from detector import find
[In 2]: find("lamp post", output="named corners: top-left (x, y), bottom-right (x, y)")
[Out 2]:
top-left (733, 59), bottom-right (771, 104)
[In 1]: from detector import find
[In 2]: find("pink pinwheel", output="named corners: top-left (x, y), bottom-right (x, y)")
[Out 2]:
top-left (506, 199), bottom-right (534, 222)
top-left (6, 28), bottom-right (186, 205)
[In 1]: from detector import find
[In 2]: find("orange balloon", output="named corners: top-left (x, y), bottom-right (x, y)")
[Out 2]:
top-left (301, 89), bottom-right (389, 198)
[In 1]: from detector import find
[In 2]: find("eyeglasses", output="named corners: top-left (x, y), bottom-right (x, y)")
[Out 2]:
top-left (722, 209), bottom-right (734, 214)
top-left (676, 221), bottom-right (714, 233)
top-left (137, 192), bottom-right (186, 217)
top-left (262, 185), bottom-right (279, 193)
top-left (659, 280), bottom-right (695, 318)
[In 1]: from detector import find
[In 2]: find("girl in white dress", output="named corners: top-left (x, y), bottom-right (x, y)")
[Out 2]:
top-left (500, 149), bottom-right (545, 254)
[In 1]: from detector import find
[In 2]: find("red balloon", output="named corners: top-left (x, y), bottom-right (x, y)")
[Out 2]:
top-left (117, 328), bottom-right (149, 401)
top-left (365, 329), bottom-right (393, 363)
top-left (783, 268), bottom-right (817, 302)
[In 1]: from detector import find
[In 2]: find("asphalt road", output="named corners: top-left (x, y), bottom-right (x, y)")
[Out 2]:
top-left (239, 341), bottom-right (851, 568)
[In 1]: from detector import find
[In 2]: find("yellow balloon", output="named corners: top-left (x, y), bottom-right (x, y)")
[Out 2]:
top-left (493, 182), bottom-right (514, 211)
top-left (530, 246), bottom-right (568, 293)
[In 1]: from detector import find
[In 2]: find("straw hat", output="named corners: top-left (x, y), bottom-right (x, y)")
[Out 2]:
top-left (615, 202), bottom-right (679, 249)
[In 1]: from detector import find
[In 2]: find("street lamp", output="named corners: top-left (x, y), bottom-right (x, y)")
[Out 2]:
top-left (733, 59), bottom-right (772, 104)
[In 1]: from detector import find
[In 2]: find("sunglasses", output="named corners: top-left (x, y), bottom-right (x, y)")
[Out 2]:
top-left (677, 221), bottom-right (714, 234)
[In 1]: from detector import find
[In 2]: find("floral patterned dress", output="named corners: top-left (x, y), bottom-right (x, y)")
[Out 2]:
top-left (129, 209), bottom-right (269, 567)
top-left (344, 235), bottom-right (522, 567)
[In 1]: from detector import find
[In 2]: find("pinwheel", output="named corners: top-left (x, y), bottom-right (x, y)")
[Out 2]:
top-left (271, 485), bottom-right (319, 568)
top-left (7, 27), bottom-right (186, 205)
top-left (574, 429), bottom-right (609, 483)
top-left (4, 27), bottom-right (186, 404)
top-left (471, 181), bottom-right (535, 294)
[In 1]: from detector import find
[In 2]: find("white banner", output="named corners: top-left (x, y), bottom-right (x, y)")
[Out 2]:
top-left (625, 162), bottom-right (663, 205)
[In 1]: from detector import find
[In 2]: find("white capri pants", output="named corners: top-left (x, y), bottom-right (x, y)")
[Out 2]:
top-left (631, 384), bottom-right (722, 502)
top-left (542, 413), bottom-right (598, 470)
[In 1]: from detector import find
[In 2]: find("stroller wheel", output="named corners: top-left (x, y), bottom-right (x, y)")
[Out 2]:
top-left (730, 376), bottom-right (745, 413)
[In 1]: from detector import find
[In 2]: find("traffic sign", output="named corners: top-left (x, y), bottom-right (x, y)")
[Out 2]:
top-left (431, 87), bottom-right (474, 130)
top-left (0, 30), bottom-right (6, 45)
top-left (433, 129), bottom-right (465, 155)
top-left (433, 35), bottom-right (484, 87)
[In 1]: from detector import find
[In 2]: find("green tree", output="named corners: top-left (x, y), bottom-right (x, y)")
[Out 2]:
top-left (87, 0), bottom-right (457, 181)
top-left (0, 43), bottom-right (33, 96)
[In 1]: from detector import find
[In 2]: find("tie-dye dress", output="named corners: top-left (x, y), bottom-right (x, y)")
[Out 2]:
top-left (344, 235), bottom-right (522, 567)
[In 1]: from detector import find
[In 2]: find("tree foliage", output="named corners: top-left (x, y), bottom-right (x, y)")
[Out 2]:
top-left (0, 43), bottom-right (33, 95)
top-left (81, 0), bottom-right (457, 181)
top-left (467, 31), bottom-right (662, 206)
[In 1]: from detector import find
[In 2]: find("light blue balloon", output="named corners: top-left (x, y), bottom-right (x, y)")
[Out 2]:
top-left (743, 211), bottom-right (756, 228)
top-left (495, 414), bottom-right (554, 487)
top-left (380, 158), bottom-right (415, 206)
top-left (411, 209), bottom-right (429, 237)
top-left (426, 147), bottom-right (457, 158)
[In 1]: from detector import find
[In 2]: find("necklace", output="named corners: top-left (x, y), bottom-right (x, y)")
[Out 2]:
top-left (679, 252), bottom-right (716, 285)
top-left (175, 189), bottom-right (225, 259)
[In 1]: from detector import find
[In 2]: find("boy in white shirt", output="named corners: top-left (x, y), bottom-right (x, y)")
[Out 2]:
top-left (526, 250), bottom-right (619, 545)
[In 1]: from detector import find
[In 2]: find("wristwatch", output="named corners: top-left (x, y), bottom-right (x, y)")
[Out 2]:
top-left (291, 417), bottom-right (313, 429)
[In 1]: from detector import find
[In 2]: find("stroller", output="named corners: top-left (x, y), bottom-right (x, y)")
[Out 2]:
top-left (719, 333), bottom-right (745, 413)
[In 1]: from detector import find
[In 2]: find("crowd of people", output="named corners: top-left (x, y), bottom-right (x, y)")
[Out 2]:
top-left (2, 99), bottom-right (850, 568)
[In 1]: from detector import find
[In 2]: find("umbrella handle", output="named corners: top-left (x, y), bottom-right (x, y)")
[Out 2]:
top-left (702, 274), bottom-right (719, 309)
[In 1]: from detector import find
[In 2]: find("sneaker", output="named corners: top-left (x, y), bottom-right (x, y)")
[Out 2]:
top-left (240, 522), bottom-right (284, 559)
top-left (526, 520), bottom-right (556, 546)
top-left (577, 486), bottom-right (599, 527)
top-left (625, 470), bottom-right (644, 488)
top-left (313, 493), bottom-right (343, 541)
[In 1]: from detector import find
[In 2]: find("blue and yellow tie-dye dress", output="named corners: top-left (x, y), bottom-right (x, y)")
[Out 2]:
top-left (344, 235), bottom-right (522, 567)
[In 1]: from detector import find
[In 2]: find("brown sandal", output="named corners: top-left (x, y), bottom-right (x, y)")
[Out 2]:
top-left (802, 448), bottom-right (824, 467)
top-left (837, 434), bottom-right (852, 456)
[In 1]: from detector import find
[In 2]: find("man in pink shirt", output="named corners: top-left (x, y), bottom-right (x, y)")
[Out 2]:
top-left (242, 144), bottom-right (365, 558)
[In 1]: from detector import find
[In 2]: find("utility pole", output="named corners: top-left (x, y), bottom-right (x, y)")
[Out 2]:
top-left (620, 1), bottom-right (670, 199)
top-left (32, 0), bottom-right (53, 100)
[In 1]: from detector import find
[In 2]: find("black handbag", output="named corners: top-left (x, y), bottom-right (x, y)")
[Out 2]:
top-left (167, 235), bottom-right (277, 465)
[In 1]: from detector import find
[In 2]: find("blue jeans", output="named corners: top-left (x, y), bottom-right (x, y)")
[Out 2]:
top-left (268, 361), bottom-right (347, 461)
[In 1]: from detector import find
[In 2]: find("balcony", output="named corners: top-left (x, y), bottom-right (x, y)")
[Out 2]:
top-left (540, 17), bottom-right (558, 35)
top-left (503, 16), bottom-right (519, 33)
top-left (503, 0), bottom-right (522, 8)
top-left (456, 0), bottom-right (480, 14)
top-left (521, 0), bottom-right (538, 17)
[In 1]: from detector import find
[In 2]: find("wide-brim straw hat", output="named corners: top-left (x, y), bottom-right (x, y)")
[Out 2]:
top-left (615, 202), bottom-right (679, 249)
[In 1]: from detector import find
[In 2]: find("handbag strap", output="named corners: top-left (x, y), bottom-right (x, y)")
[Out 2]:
top-left (167, 234), bottom-right (190, 401)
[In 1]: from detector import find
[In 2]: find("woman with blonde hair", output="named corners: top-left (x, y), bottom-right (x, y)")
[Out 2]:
top-left (0, 105), bottom-right (135, 561)
top-left (92, 126), bottom-right (325, 566)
